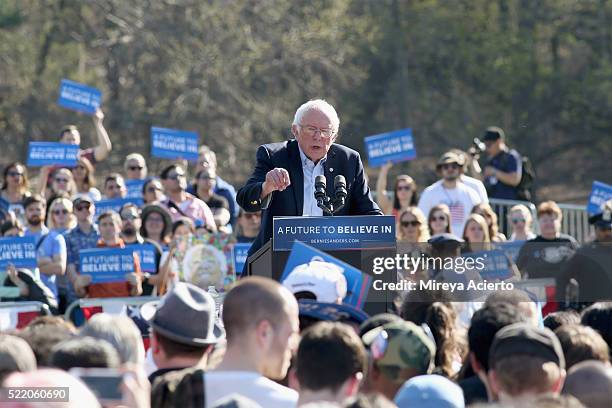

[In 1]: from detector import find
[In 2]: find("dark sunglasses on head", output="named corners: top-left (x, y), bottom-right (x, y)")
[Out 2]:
top-left (53, 209), bottom-right (69, 215)
top-left (401, 220), bottom-right (421, 227)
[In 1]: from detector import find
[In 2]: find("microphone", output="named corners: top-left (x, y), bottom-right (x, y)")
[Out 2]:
top-left (314, 175), bottom-right (327, 203)
top-left (333, 175), bottom-right (347, 213)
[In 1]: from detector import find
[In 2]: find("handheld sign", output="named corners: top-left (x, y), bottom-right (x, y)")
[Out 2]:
top-left (79, 248), bottom-right (135, 284)
top-left (463, 249), bottom-right (514, 281)
top-left (94, 197), bottom-right (144, 218)
top-left (364, 128), bottom-right (416, 167)
top-left (587, 181), bottom-right (612, 215)
top-left (493, 241), bottom-right (525, 263)
top-left (150, 127), bottom-right (199, 161)
top-left (57, 79), bottom-right (102, 115)
top-left (130, 244), bottom-right (157, 273)
top-left (125, 179), bottom-right (145, 199)
top-left (232, 243), bottom-right (252, 276)
top-left (281, 242), bottom-right (371, 309)
top-left (0, 236), bottom-right (37, 269)
top-left (26, 142), bottom-right (79, 167)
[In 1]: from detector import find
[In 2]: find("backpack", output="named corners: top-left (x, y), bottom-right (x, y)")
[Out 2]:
top-left (500, 150), bottom-right (536, 201)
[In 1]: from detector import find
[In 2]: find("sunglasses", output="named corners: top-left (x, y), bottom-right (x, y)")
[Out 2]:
top-left (432, 216), bottom-right (447, 222)
top-left (146, 186), bottom-right (162, 193)
top-left (401, 220), bottom-right (420, 227)
top-left (7, 171), bottom-right (23, 177)
top-left (75, 204), bottom-right (91, 211)
top-left (511, 218), bottom-right (526, 224)
top-left (55, 178), bottom-right (69, 183)
top-left (128, 166), bottom-right (144, 171)
top-left (121, 213), bottom-right (139, 221)
top-left (52, 209), bottom-right (69, 215)
top-left (165, 173), bottom-right (184, 180)
top-left (440, 163), bottom-right (459, 170)
top-left (397, 186), bottom-right (413, 191)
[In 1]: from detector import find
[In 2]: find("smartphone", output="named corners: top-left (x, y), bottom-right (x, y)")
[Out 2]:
top-left (69, 368), bottom-right (123, 404)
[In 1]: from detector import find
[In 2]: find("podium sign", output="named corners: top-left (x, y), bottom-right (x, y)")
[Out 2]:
top-left (273, 215), bottom-right (395, 251)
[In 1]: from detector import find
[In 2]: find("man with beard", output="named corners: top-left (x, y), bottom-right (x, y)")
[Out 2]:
top-left (418, 152), bottom-right (483, 235)
top-left (23, 195), bottom-right (66, 301)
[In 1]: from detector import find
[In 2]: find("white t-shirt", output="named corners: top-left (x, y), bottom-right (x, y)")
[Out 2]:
top-left (205, 371), bottom-right (298, 408)
top-left (418, 180), bottom-right (483, 236)
top-left (461, 175), bottom-right (489, 204)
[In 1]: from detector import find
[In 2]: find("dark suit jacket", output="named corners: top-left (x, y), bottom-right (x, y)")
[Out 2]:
top-left (237, 140), bottom-right (382, 260)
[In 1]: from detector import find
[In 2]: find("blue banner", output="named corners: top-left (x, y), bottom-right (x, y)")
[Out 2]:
top-left (150, 127), bottom-right (199, 161)
top-left (79, 248), bottom-right (135, 284)
top-left (281, 242), bottom-right (371, 309)
top-left (57, 79), bottom-right (102, 115)
top-left (125, 179), bottom-right (145, 199)
top-left (273, 215), bottom-right (395, 251)
top-left (232, 243), bottom-right (252, 276)
top-left (364, 128), bottom-right (417, 167)
top-left (587, 181), bottom-right (612, 215)
top-left (0, 236), bottom-right (37, 269)
top-left (26, 142), bottom-right (79, 167)
top-left (493, 241), bottom-right (525, 263)
top-left (94, 197), bottom-right (144, 218)
top-left (463, 249), bottom-right (514, 281)
top-left (130, 244), bottom-right (157, 273)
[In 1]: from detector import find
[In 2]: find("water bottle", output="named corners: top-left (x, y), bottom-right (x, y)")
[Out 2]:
top-left (207, 286), bottom-right (221, 319)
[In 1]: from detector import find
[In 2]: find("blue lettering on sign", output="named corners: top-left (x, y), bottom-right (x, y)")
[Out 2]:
top-left (130, 244), bottom-right (157, 273)
top-left (364, 128), bottom-right (417, 167)
top-left (232, 243), bottom-right (252, 275)
top-left (95, 198), bottom-right (144, 218)
top-left (57, 79), bottom-right (102, 115)
top-left (79, 248), bottom-right (135, 284)
top-left (125, 179), bottom-right (145, 199)
top-left (587, 181), bottom-right (612, 215)
top-left (150, 127), bottom-right (199, 161)
top-left (273, 215), bottom-right (395, 251)
top-left (26, 142), bottom-right (79, 167)
top-left (0, 236), bottom-right (37, 269)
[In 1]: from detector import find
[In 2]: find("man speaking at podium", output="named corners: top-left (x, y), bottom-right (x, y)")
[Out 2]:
top-left (237, 99), bottom-right (382, 264)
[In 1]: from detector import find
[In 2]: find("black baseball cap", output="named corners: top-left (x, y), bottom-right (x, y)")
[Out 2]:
top-left (483, 126), bottom-right (505, 141)
top-left (489, 323), bottom-right (565, 369)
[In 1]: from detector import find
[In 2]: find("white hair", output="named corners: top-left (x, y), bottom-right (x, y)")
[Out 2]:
top-left (292, 99), bottom-right (340, 132)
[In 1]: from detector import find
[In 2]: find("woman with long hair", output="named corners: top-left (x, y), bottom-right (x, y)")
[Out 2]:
top-left (397, 207), bottom-right (429, 243)
top-left (427, 204), bottom-right (452, 236)
top-left (508, 204), bottom-right (536, 241)
top-left (46, 197), bottom-right (77, 232)
top-left (140, 204), bottom-right (172, 248)
top-left (71, 157), bottom-right (101, 201)
top-left (0, 162), bottom-right (31, 224)
top-left (142, 178), bottom-right (165, 205)
top-left (376, 162), bottom-right (418, 219)
top-left (462, 213), bottom-right (491, 253)
top-left (471, 203), bottom-right (506, 242)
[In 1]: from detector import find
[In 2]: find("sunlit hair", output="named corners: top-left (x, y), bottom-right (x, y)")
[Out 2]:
top-left (1, 162), bottom-right (29, 194)
top-left (427, 204), bottom-right (451, 235)
top-left (52, 168), bottom-right (78, 196)
top-left (124, 153), bottom-right (147, 171)
top-left (73, 157), bottom-right (96, 190)
top-left (537, 200), bottom-right (562, 220)
top-left (463, 213), bottom-right (491, 245)
top-left (393, 175), bottom-right (418, 210)
top-left (397, 206), bottom-right (429, 242)
top-left (47, 196), bottom-right (76, 230)
top-left (293, 99), bottom-right (340, 133)
top-left (472, 203), bottom-right (500, 240)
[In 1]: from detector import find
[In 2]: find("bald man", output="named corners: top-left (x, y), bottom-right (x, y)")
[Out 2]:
top-left (563, 360), bottom-right (612, 408)
top-left (206, 276), bottom-right (299, 407)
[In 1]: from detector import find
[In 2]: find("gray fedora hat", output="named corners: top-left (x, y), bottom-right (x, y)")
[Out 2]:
top-left (140, 282), bottom-right (224, 346)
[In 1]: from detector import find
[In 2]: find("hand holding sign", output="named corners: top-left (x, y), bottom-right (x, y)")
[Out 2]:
top-left (57, 79), bottom-right (102, 115)
top-left (364, 128), bottom-right (416, 167)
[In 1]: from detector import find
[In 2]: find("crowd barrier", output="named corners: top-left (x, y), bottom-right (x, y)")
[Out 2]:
top-left (489, 198), bottom-right (539, 238)
top-left (63, 296), bottom-right (160, 322)
top-left (0, 301), bottom-right (51, 330)
top-left (557, 203), bottom-right (593, 244)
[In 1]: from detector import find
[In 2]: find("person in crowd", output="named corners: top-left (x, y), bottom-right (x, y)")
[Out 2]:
top-left (427, 204), bottom-right (452, 236)
top-left (17, 318), bottom-right (76, 366)
top-left (140, 204), bottom-right (172, 249)
top-left (124, 153), bottom-right (148, 180)
top-left (237, 99), bottom-right (381, 261)
top-left (143, 177), bottom-right (166, 205)
top-left (508, 204), bottom-right (536, 241)
top-left (361, 320), bottom-right (436, 401)
top-left (102, 173), bottom-right (127, 199)
top-left (58, 108), bottom-right (112, 164)
top-left (79, 313), bottom-right (145, 366)
top-left (49, 336), bottom-right (121, 370)
top-left (160, 164), bottom-right (216, 231)
top-left (562, 360), bottom-right (612, 408)
top-left (193, 167), bottom-right (232, 232)
top-left (39, 168), bottom-right (78, 212)
top-left (343, 393), bottom-right (397, 408)
top-left (543, 310), bottom-right (580, 332)
top-left (0, 217), bottom-right (22, 237)
top-left (46, 197), bottom-right (76, 311)
top-left (73, 211), bottom-right (142, 298)
top-left (141, 282), bottom-right (222, 383)
top-left (484, 289), bottom-right (541, 328)
top-left (71, 157), bottom-right (101, 202)
top-left (375, 162), bottom-right (418, 218)
top-left (0, 335), bottom-right (37, 383)
top-left (516, 200), bottom-right (579, 279)
top-left (394, 374), bottom-right (465, 408)
top-left (472, 203), bottom-right (506, 242)
top-left (487, 323), bottom-right (566, 403)
top-left (462, 213), bottom-right (491, 253)
top-left (475, 126), bottom-right (524, 200)
top-left (203, 276), bottom-right (299, 407)
top-left (155, 218), bottom-right (197, 294)
top-left (450, 148), bottom-right (489, 204)
top-left (234, 209), bottom-right (261, 243)
top-left (282, 260), bottom-right (347, 303)
top-left (396, 207), bottom-right (429, 243)
top-left (418, 151), bottom-right (482, 235)
top-left (191, 144), bottom-right (239, 227)
top-left (458, 302), bottom-right (530, 405)
top-left (0, 162), bottom-right (31, 225)
top-left (580, 302), bottom-right (612, 353)
top-left (22, 195), bottom-right (66, 303)
top-left (555, 324), bottom-right (609, 369)
top-left (290, 322), bottom-right (366, 406)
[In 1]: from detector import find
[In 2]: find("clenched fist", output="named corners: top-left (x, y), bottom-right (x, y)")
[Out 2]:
top-left (262, 168), bottom-right (291, 197)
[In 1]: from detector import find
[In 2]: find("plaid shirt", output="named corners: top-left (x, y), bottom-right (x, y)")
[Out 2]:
top-left (65, 223), bottom-right (100, 272)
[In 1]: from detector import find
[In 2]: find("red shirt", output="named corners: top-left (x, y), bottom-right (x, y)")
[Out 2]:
top-left (87, 238), bottom-right (142, 298)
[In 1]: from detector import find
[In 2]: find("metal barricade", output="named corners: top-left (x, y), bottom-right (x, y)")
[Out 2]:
top-left (488, 198), bottom-right (538, 238)
top-left (0, 301), bottom-right (51, 330)
top-left (64, 296), bottom-right (160, 322)
top-left (557, 203), bottom-right (593, 244)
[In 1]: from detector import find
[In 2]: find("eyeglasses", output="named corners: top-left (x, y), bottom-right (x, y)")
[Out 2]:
top-left (432, 216), bottom-right (447, 222)
top-left (7, 171), bottom-right (23, 177)
top-left (511, 218), bottom-right (526, 224)
top-left (370, 329), bottom-right (389, 361)
top-left (397, 186), bottom-right (413, 191)
top-left (146, 186), bottom-right (162, 193)
top-left (52, 209), bottom-right (69, 215)
top-left (128, 166), bottom-right (144, 171)
top-left (121, 213), bottom-right (139, 221)
top-left (75, 204), bottom-right (90, 211)
top-left (165, 172), bottom-right (185, 180)
top-left (299, 124), bottom-right (335, 139)
top-left (440, 163), bottom-right (459, 170)
top-left (55, 178), bottom-right (69, 183)
top-left (401, 220), bottom-right (420, 227)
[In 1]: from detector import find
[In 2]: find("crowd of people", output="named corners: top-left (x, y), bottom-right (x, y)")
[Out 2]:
top-left (0, 99), bottom-right (611, 407)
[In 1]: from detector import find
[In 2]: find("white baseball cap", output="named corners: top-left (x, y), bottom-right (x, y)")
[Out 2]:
top-left (282, 260), bottom-right (348, 303)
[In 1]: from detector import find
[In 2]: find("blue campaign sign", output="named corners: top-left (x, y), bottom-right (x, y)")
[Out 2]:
top-left (281, 242), bottom-right (371, 309)
top-left (57, 79), bottom-right (102, 115)
top-left (464, 249), bottom-right (513, 281)
top-left (364, 128), bottom-right (417, 167)
top-left (94, 197), bottom-right (144, 218)
top-left (79, 248), bottom-right (135, 284)
top-left (130, 244), bottom-right (157, 273)
top-left (150, 127), bottom-right (199, 161)
top-left (493, 241), bottom-right (525, 263)
top-left (26, 142), bottom-right (79, 167)
top-left (125, 179), bottom-right (145, 199)
top-left (587, 181), bottom-right (612, 215)
top-left (0, 236), bottom-right (37, 269)
top-left (273, 215), bottom-right (396, 251)
top-left (232, 243), bottom-right (252, 275)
